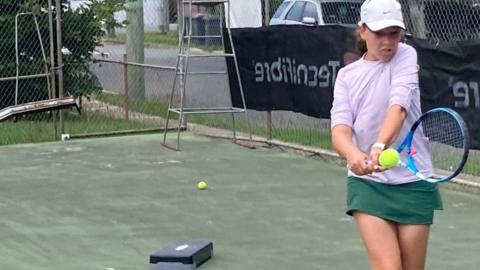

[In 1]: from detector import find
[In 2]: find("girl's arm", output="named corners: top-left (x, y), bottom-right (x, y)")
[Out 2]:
top-left (332, 124), bottom-right (370, 176)
top-left (370, 45), bottom-right (419, 169)
top-left (369, 104), bottom-right (407, 168)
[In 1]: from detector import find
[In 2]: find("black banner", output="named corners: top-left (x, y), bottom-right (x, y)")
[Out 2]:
top-left (225, 25), bottom-right (358, 118)
top-left (409, 38), bottom-right (480, 149)
top-left (225, 26), bottom-right (480, 149)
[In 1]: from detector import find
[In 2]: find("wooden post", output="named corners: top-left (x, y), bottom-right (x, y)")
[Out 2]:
top-left (267, 111), bottom-right (272, 141)
top-left (123, 54), bottom-right (129, 120)
top-left (264, 0), bottom-right (272, 141)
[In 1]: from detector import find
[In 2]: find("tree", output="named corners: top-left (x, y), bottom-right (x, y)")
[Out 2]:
top-left (0, 0), bottom-right (104, 108)
top-left (90, 0), bottom-right (126, 38)
top-left (62, 3), bottom-right (105, 99)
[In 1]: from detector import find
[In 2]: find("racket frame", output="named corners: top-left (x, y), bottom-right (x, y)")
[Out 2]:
top-left (395, 107), bottom-right (469, 183)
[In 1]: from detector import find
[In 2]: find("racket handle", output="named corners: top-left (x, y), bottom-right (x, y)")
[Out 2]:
top-left (399, 160), bottom-right (428, 181)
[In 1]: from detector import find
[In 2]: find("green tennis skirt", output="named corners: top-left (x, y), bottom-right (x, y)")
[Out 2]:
top-left (346, 176), bottom-right (443, 224)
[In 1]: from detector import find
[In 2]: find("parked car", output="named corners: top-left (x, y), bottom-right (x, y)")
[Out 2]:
top-left (269, 0), bottom-right (363, 26)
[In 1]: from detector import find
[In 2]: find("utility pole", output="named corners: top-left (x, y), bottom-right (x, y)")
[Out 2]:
top-left (125, 0), bottom-right (145, 99)
top-left (158, 0), bottom-right (170, 34)
top-left (176, 0), bottom-right (183, 44)
top-left (264, 0), bottom-right (270, 26)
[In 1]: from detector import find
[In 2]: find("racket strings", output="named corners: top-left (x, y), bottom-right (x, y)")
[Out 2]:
top-left (420, 111), bottom-right (467, 178)
top-left (422, 112), bottom-right (464, 148)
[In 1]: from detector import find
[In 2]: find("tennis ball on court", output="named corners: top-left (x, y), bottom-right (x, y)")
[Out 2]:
top-left (378, 148), bottom-right (400, 169)
top-left (197, 180), bottom-right (207, 190)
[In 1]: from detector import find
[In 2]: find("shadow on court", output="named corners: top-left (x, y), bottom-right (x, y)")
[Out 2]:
top-left (0, 133), bottom-right (478, 270)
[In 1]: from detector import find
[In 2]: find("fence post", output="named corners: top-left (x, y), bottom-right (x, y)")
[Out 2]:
top-left (267, 111), bottom-right (272, 141)
top-left (56, 0), bottom-right (65, 135)
top-left (48, 0), bottom-right (58, 140)
top-left (123, 54), bottom-right (129, 120)
top-left (264, 1), bottom-right (272, 141)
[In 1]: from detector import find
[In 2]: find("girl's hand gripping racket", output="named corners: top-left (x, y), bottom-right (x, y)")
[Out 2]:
top-left (393, 107), bottom-right (469, 183)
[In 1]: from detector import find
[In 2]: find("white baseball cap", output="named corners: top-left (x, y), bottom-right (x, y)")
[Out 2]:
top-left (358, 0), bottom-right (405, 31)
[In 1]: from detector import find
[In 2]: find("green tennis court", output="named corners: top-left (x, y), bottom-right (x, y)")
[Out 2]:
top-left (0, 133), bottom-right (479, 270)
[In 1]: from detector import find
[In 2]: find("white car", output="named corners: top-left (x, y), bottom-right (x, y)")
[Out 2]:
top-left (270, 0), bottom-right (363, 26)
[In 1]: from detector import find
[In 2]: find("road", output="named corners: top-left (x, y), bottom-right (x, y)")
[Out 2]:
top-left (92, 43), bottom-right (232, 107)
top-left (91, 43), bottom-right (326, 129)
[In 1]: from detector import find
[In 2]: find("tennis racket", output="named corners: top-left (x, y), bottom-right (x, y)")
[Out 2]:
top-left (395, 107), bottom-right (469, 183)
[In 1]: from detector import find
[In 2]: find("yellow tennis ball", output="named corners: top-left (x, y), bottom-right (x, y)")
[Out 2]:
top-left (378, 148), bottom-right (400, 169)
top-left (197, 181), bottom-right (207, 190)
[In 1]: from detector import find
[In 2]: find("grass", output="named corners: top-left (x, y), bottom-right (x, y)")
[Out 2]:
top-left (184, 111), bottom-right (333, 150)
top-left (91, 92), bottom-right (334, 149)
top-left (0, 118), bottom-right (59, 145)
top-left (273, 128), bottom-right (332, 149)
top-left (95, 92), bottom-right (174, 118)
top-left (65, 111), bottom-right (158, 134)
top-left (104, 31), bottom-right (223, 52)
top-left (463, 157), bottom-right (480, 176)
top-left (0, 111), bottom-right (157, 146)
top-left (429, 142), bottom-right (480, 177)
top-left (105, 31), bottom-right (179, 48)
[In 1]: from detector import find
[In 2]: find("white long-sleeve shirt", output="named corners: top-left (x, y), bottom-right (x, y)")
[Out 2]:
top-left (331, 43), bottom-right (433, 184)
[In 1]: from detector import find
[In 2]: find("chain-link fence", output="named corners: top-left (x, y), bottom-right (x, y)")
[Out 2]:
top-left (0, 2), bottom-right (56, 144)
top-left (0, 0), bottom-right (181, 145)
top-left (263, 0), bottom-right (480, 44)
top-left (1, 1), bottom-right (479, 178)
top-left (402, 0), bottom-right (480, 44)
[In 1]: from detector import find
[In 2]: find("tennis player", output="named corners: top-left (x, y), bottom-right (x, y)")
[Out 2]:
top-left (330, 0), bottom-right (443, 269)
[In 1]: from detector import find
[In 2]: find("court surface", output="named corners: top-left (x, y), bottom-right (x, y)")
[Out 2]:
top-left (0, 133), bottom-right (479, 270)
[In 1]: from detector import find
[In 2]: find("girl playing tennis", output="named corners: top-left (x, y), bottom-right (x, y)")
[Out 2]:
top-left (330, 0), bottom-right (442, 269)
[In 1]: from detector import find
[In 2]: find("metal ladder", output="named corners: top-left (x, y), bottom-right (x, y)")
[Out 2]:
top-left (162, 0), bottom-right (253, 150)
